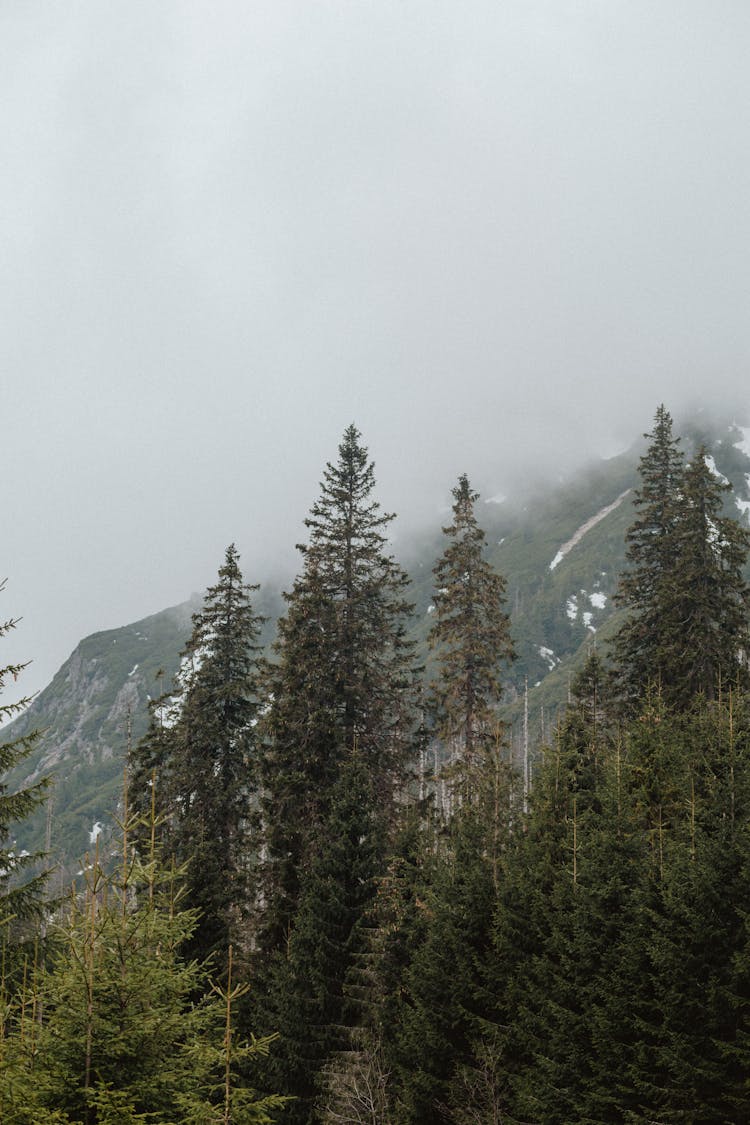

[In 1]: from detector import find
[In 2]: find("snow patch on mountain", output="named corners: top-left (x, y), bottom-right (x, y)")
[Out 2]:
top-left (732, 455), bottom-right (750, 517)
top-left (705, 453), bottom-right (729, 484)
top-left (549, 489), bottom-right (631, 570)
top-left (539, 646), bottom-right (558, 671)
top-left (156, 646), bottom-right (208, 729)
top-left (566, 588), bottom-right (608, 627)
top-left (733, 426), bottom-right (750, 459)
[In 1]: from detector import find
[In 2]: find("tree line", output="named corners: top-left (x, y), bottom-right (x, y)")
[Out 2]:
top-left (2, 408), bottom-right (750, 1122)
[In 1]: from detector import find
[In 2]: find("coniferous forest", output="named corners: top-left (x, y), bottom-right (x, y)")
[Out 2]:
top-left (4, 408), bottom-right (750, 1123)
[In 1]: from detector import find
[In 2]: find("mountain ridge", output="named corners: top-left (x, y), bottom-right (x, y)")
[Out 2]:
top-left (6, 415), bottom-right (750, 875)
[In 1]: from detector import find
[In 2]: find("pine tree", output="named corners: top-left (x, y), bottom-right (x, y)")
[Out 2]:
top-left (613, 694), bottom-right (750, 1122)
top-left (517, 659), bottom-right (646, 1123)
top-left (34, 845), bottom-right (208, 1122)
top-left (359, 805), bottom-right (435, 1065)
top-left (612, 404), bottom-right (685, 705)
top-left (661, 445), bottom-right (750, 706)
top-left (428, 475), bottom-right (515, 779)
top-left (261, 753), bottom-right (382, 1125)
top-left (613, 407), bottom-right (750, 711)
top-left (720, 691), bottom-right (750, 1120)
top-left (463, 653), bottom-right (645, 1124)
top-left (129, 544), bottom-right (265, 964)
top-left (0, 582), bottom-right (49, 940)
top-left (0, 805), bottom-right (286, 1124)
top-left (376, 477), bottom-right (515, 1121)
top-left (394, 803), bottom-right (504, 1124)
top-left (310, 797), bottom-right (439, 1124)
top-left (258, 425), bottom-right (418, 955)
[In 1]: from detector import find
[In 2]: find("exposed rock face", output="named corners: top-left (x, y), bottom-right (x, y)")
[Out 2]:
top-left (4, 600), bottom-right (198, 871)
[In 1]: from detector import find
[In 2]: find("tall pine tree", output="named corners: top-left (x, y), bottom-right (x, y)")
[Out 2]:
top-left (258, 425), bottom-right (418, 955)
top-left (382, 476), bottom-right (516, 1121)
top-left (661, 445), bottom-right (750, 705)
top-left (612, 404), bottom-right (685, 705)
top-left (0, 582), bottom-right (49, 939)
top-left (613, 407), bottom-right (750, 710)
top-left (428, 474), bottom-right (515, 790)
top-left (129, 544), bottom-right (265, 965)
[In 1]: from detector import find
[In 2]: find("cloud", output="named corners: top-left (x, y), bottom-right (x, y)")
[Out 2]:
top-left (2, 1), bottom-right (750, 697)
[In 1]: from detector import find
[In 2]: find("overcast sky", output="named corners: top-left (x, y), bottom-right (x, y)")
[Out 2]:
top-left (3, 1), bottom-right (750, 698)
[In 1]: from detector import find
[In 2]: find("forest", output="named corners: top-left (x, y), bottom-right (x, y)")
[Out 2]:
top-left (2, 405), bottom-right (750, 1124)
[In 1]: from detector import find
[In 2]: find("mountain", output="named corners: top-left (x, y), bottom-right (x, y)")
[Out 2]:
top-left (6, 416), bottom-right (750, 876)
top-left (4, 589), bottom-right (283, 884)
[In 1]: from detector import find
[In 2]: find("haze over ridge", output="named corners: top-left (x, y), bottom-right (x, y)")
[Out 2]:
top-left (3, 1), bottom-right (750, 698)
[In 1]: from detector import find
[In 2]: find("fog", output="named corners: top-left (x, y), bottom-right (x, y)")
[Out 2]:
top-left (3, 1), bottom-right (750, 697)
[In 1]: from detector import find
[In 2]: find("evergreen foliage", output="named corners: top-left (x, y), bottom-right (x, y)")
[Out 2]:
top-left (129, 544), bottom-right (265, 965)
top-left (662, 444), bottom-right (750, 704)
top-left (258, 425), bottom-right (417, 954)
top-left (0, 808), bottom-right (285, 1124)
top-left (312, 801), bottom-right (436, 1123)
top-left (252, 434), bottom-right (425, 1117)
top-left (388, 741), bottom-right (515, 1122)
top-left (261, 753), bottom-right (382, 1124)
top-left (614, 407), bottom-right (750, 708)
top-left (393, 804), bottom-right (503, 1124)
top-left (0, 582), bottom-right (49, 941)
top-left (468, 656), bottom-right (603, 1121)
top-left (10, 405), bottom-right (750, 1121)
top-left (380, 476), bottom-right (516, 1120)
top-left (440, 674), bottom-right (750, 1123)
top-left (613, 404), bottom-right (685, 703)
top-left (428, 474), bottom-right (515, 774)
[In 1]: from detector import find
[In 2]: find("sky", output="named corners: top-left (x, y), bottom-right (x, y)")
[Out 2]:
top-left (3, 1), bottom-right (750, 698)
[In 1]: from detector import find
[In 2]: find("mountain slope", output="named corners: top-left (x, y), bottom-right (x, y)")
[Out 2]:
top-left (5, 600), bottom-right (198, 878)
top-left (6, 417), bottom-right (750, 874)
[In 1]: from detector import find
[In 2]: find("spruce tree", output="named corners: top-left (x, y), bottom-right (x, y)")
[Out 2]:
top-left (515, 658), bottom-right (646, 1123)
top-left (721, 691), bottom-right (750, 1121)
top-left (464, 653), bottom-right (645, 1124)
top-left (613, 408), bottom-right (750, 710)
top-left (129, 544), bottom-right (265, 964)
top-left (0, 583), bottom-right (49, 939)
top-left (382, 476), bottom-right (515, 1121)
top-left (394, 801), bottom-right (505, 1124)
top-left (427, 474), bottom-right (517, 819)
top-left (258, 425), bottom-right (417, 954)
top-left (661, 445), bottom-right (750, 705)
top-left (616, 694), bottom-right (750, 1122)
top-left (612, 404), bottom-right (685, 705)
top-left (0, 807), bottom-right (286, 1124)
top-left (262, 753), bottom-right (382, 1125)
top-left (428, 474), bottom-right (515, 777)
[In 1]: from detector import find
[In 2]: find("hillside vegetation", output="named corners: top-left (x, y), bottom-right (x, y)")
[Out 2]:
top-left (4, 409), bottom-right (750, 1121)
